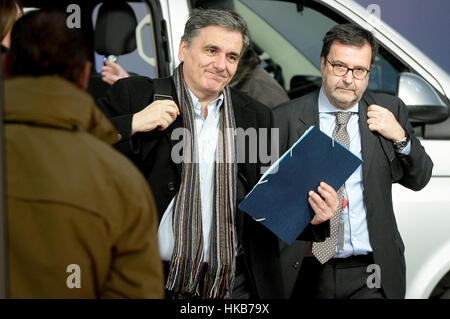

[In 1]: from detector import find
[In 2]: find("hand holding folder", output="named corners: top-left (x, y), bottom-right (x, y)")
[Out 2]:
top-left (238, 126), bottom-right (363, 245)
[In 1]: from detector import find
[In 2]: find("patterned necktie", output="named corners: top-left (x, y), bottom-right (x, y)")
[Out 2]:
top-left (312, 111), bottom-right (352, 264)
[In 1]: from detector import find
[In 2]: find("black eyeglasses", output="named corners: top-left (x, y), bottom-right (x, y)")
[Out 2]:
top-left (325, 57), bottom-right (370, 80)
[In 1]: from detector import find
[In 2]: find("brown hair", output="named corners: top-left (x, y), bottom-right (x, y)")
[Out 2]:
top-left (321, 23), bottom-right (378, 66)
top-left (0, 0), bottom-right (23, 40)
top-left (8, 9), bottom-right (91, 84)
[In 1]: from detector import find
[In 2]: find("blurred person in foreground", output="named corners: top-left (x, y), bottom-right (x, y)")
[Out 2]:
top-left (3, 10), bottom-right (163, 298)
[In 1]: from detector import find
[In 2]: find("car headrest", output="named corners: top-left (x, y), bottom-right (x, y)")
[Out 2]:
top-left (94, 2), bottom-right (137, 56)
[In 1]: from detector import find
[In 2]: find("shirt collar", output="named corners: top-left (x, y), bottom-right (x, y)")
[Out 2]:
top-left (318, 87), bottom-right (359, 114)
top-left (187, 88), bottom-right (224, 117)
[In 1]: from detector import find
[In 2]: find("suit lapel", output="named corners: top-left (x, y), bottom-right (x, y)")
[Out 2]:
top-left (297, 90), bottom-right (320, 136)
top-left (232, 92), bottom-right (254, 131)
top-left (165, 93), bottom-right (183, 176)
top-left (359, 95), bottom-right (378, 182)
top-left (231, 91), bottom-right (255, 242)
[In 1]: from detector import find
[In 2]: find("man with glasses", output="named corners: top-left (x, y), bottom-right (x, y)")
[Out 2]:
top-left (274, 23), bottom-right (432, 299)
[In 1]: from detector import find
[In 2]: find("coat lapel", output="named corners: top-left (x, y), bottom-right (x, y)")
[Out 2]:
top-left (359, 94), bottom-right (378, 183)
top-left (165, 94), bottom-right (183, 176)
top-left (231, 90), bottom-right (256, 244)
top-left (297, 90), bottom-right (320, 136)
top-left (232, 92), bottom-right (255, 131)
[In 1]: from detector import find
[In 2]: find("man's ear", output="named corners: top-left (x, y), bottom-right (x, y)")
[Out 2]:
top-left (320, 56), bottom-right (325, 75)
top-left (77, 61), bottom-right (91, 90)
top-left (178, 40), bottom-right (187, 62)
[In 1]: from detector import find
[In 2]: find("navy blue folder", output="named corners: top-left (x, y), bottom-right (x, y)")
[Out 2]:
top-left (238, 125), bottom-right (363, 245)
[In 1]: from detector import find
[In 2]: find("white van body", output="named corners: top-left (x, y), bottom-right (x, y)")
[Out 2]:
top-left (158, 0), bottom-right (450, 299)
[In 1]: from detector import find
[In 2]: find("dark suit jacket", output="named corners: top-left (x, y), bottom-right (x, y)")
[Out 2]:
top-left (97, 76), bottom-right (327, 298)
top-left (273, 89), bottom-right (433, 298)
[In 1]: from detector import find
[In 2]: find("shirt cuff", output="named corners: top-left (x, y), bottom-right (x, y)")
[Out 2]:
top-left (397, 140), bottom-right (411, 155)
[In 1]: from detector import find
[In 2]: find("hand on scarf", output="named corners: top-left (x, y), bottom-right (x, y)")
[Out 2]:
top-left (132, 100), bottom-right (180, 134)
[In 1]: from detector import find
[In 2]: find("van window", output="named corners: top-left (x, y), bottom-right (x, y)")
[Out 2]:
top-left (195, 0), bottom-right (409, 97)
top-left (92, 1), bottom-right (156, 78)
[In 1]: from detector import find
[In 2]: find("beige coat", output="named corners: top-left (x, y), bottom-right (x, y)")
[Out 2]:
top-left (5, 76), bottom-right (163, 298)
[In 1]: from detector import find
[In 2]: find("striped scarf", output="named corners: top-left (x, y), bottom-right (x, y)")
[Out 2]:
top-left (166, 64), bottom-right (237, 298)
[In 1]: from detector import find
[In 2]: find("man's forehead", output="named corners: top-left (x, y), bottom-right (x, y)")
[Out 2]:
top-left (194, 26), bottom-right (243, 49)
top-left (328, 41), bottom-right (372, 65)
top-left (196, 25), bottom-right (242, 37)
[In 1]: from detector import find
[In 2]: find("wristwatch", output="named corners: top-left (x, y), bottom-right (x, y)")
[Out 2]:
top-left (393, 134), bottom-right (410, 151)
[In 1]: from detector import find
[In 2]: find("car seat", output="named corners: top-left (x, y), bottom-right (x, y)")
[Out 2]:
top-left (87, 1), bottom-right (138, 101)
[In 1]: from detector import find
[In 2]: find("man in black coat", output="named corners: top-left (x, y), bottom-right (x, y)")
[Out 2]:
top-left (97, 8), bottom-right (338, 299)
top-left (273, 24), bottom-right (433, 299)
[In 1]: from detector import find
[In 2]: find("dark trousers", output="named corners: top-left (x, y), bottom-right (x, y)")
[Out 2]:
top-left (291, 254), bottom-right (386, 299)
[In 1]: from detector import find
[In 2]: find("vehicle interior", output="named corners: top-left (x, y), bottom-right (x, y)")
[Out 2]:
top-left (20, 0), bottom-right (170, 101)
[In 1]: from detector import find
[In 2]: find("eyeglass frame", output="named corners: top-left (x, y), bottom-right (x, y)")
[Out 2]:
top-left (324, 57), bottom-right (371, 80)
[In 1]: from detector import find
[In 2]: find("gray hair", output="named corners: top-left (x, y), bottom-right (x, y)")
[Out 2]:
top-left (181, 8), bottom-right (250, 55)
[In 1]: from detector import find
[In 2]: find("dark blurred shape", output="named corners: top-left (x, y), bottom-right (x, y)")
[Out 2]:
top-left (288, 74), bottom-right (322, 99)
top-left (94, 1), bottom-right (137, 56)
top-left (88, 1), bottom-right (138, 101)
top-left (231, 43), bottom-right (289, 108)
top-left (8, 9), bottom-right (90, 84)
